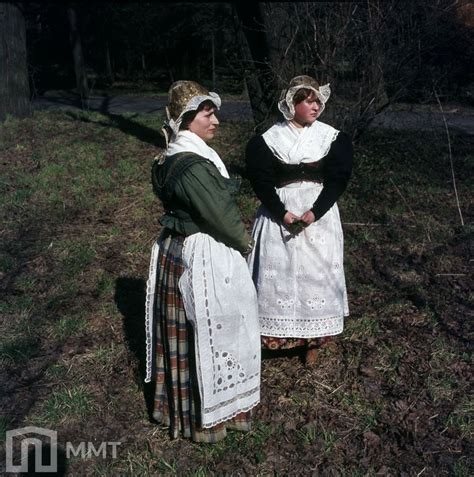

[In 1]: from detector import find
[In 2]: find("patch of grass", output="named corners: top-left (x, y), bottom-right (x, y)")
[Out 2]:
top-left (429, 336), bottom-right (459, 370)
top-left (0, 295), bottom-right (34, 317)
top-left (0, 335), bottom-right (38, 366)
top-left (94, 442), bottom-right (159, 476)
top-left (156, 457), bottom-right (178, 475)
top-left (446, 398), bottom-right (473, 439)
top-left (115, 158), bottom-right (143, 182)
top-left (344, 314), bottom-right (380, 341)
top-left (345, 469), bottom-right (374, 477)
top-left (31, 385), bottom-right (96, 426)
top-left (320, 425), bottom-right (339, 454)
top-left (102, 225), bottom-right (122, 239)
top-left (0, 313), bottom-right (38, 367)
top-left (186, 466), bottom-right (211, 477)
top-left (96, 272), bottom-right (115, 298)
top-left (426, 374), bottom-right (456, 404)
top-left (0, 416), bottom-right (15, 443)
top-left (92, 343), bottom-right (127, 371)
top-left (99, 301), bottom-right (122, 318)
top-left (58, 240), bottom-right (96, 277)
top-left (196, 420), bottom-right (271, 465)
top-left (45, 362), bottom-right (69, 381)
top-left (14, 274), bottom-right (38, 292)
top-left (374, 343), bottom-right (405, 378)
top-left (380, 298), bottom-right (415, 317)
top-left (297, 422), bottom-right (318, 444)
top-left (126, 241), bottom-right (146, 256)
top-left (425, 337), bottom-right (461, 404)
top-left (46, 280), bottom-right (79, 312)
top-left (7, 184), bottom-right (34, 210)
top-left (453, 457), bottom-right (471, 477)
top-left (339, 392), bottom-right (382, 430)
top-left (68, 343), bottom-right (128, 385)
top-left (0, 253), bottom-right (14, 273)
top-left (49, 314), bottom-right (87, 341)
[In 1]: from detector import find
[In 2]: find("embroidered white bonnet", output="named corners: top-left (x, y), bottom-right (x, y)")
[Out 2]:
top-left (166, 80), bottom-right (221, 136)
top-left (278, 75), bottom-right (331, 120)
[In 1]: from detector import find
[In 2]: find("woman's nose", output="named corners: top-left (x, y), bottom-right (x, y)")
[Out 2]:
top-left (212, 115), bottom-right (219, 125)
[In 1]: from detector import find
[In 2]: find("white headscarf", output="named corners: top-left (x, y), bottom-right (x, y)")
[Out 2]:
top-left (166, 130), bottom-right (230, 178)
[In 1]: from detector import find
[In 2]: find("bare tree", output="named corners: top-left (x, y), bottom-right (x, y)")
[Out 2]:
top-left (0, 2), bottom-right (31, 122)
top-left (67, 6), bottom-right (88, 104)
top-left (234, 2), bottom-right (278, 132)
top-left (235, 1), bottom-right (472, 139)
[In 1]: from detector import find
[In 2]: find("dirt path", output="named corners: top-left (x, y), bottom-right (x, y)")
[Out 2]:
top-left (32, 93), bottom-right (474, 135)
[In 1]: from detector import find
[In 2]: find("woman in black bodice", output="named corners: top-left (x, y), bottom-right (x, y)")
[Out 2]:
top-left (246, 75), bottom-right (353, 365)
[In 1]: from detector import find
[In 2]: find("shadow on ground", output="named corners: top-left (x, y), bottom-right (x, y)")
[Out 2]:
top-left (65, 94), bottom-right (166, 149)
top-left (114, 276), bottom-right (155, 419)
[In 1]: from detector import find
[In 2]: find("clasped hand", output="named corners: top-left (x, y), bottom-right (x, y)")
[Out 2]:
top-left (283, 210), bottom-right (315, 234)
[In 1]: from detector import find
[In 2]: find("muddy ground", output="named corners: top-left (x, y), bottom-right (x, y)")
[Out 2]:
top-left (0, 111), bottom-right (472, 475)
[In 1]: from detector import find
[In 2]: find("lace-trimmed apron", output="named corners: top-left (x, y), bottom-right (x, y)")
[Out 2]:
top-left (179, 232), bottom-right (261, 428)
top-left (247, 121), bottom-right (349, 346)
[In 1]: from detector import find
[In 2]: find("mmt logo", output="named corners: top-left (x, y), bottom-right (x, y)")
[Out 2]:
top-left (5, 425), bottom-right (121, 473)
top-left (5, 426), bottom-right (58, 473)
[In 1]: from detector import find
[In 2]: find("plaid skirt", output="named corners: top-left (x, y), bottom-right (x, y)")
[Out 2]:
top-left (152, 231), bottom-right (251, 443)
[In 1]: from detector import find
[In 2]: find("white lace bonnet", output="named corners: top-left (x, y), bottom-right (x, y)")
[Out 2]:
top-left (278, 75), bottom-right (331, 120)
top-left (166, 80), bottom-right (221, 137)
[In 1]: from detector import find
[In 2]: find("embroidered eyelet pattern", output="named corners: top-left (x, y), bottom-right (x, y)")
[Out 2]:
top-left (296, 265), bottom-right (307, 279)
top-left (307, 296), bottom-right (326, 310)
top-left (277, 296), bottom-right (295, 309)
top-left (264, 265), bottom-right (277, 279)
top-left (214, 351), bottom-right (251, 392)
top-left (260, 314), bottom-right (344, 338)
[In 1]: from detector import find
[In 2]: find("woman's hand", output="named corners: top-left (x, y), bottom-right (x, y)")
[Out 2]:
top-left (283, 211), bottom-right (301, 226)
top-left (301, 210), bottom-right (316, 226)
top-left (283, 211), bottom-right (306, 235)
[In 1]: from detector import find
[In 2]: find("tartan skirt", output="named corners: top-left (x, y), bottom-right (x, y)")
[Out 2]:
top-left (152, 230), bottom-right (251, 443)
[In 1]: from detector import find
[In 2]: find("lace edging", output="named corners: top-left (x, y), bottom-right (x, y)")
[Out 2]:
top-left (201, 398), bottom-right (260, 429)
top-left (259, 312), bottom-right (347, 339)
top-left (144, 242), bottom-right (160, 383)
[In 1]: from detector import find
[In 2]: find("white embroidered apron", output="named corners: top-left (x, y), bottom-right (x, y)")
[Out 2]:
top-left (179, 233), bottom-right (260, 427)
top-left (247, 120), bottom-right (349, 338)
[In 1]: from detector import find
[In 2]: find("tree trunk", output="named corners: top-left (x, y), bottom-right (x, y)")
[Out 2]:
top-left (211, 31), bottom-right (216, 90)
top-left (0, 3), bottom-right (31, 122)
top-left (67, 6), bottom-right (88, 105)
top-left (233, 2), bottom-right (278, 132)
top-left (105, 40), bottom-right (113, 83)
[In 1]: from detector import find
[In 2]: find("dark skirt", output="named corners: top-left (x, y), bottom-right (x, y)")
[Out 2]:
top-left (152, 231), bottom-right (251, 443)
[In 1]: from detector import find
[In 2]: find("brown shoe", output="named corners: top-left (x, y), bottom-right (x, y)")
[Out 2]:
top-left (305, 347), bottom-right (319, 366)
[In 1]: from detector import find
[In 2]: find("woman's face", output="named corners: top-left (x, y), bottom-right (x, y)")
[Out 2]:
top-left (292, 92), bottom-right (321, 128)
top-left (188, 105), bottom-right (219, 141)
